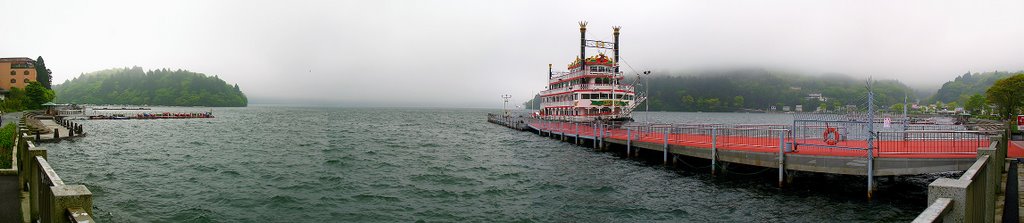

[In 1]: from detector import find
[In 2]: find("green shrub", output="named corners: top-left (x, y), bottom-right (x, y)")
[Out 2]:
top-left (0, 123), bottom-right (17, 169)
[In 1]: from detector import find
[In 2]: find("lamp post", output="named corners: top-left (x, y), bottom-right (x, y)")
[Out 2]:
top-left (643, 70), bottom-right (651, 123)
top-left (502, 94), bottom-right (512, 117)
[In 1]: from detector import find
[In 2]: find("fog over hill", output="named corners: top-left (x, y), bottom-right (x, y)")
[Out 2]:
top-left (3, 1), bottom-right (1023, 108)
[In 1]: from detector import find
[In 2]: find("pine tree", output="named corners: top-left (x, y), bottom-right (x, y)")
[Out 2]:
top-left (34, 56), bottom-right (52, 89)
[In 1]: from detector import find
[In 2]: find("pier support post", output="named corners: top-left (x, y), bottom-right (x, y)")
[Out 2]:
top-left (787, 172), bottom-right (794, 184)
top-left (35, 131), bottom-right (40, 141)
top-left (778, 131), bottom-right (785, 188)
top-left (711, 127), bottom-right (718, 176)
top-left (573, 122), bottom-right (581, 145)
top-left (721, 162), bottom-right (729, 176)
top-left (561, 122), bottom-right (566, 141)
top-left (546, 121), bottom-right (551, 137)
top-left (543, 121), bottom-right (548, 137)
top-left (539, 121), bottom-right (544, 136)
top-left (867, 150), bottom-right (876, 200)
top-left (601, 123), bottom-right (606, 150)
top-left (69, 127), bottom-right (74, 137)
top-left (635, 127), bottom-right (641, 157)
top-left (663, 128), bottom-right (669, 165)
top-left (54, 128), bottom-right (59, 139)
top-left (592, 123), bottom-right (597, 149)
top-left (626, 127), bottom-right (631, 158)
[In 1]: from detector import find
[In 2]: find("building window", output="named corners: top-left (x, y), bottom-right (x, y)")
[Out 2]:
top-left (9, 71), bottom-right (13, 76)
top-left (24, 79), bottom-right (30, 83)
top-left (24, 71), bottom-right (29, 75)
top-left (9, 79), bottom-right (15, 83)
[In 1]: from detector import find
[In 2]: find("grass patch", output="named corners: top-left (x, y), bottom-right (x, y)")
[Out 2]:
top-left (0, 123), bottom-right (16, 169)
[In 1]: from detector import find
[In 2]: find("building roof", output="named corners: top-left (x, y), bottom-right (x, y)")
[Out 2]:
top-left (0, 57), bottom-right (35, 63)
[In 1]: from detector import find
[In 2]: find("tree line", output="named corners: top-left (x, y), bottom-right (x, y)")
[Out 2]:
top-left (53, 67), bottom-right (247, 107)
top-left (525, 70), bottom-right (916, 112)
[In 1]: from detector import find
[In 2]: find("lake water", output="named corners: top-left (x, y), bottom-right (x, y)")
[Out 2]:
top-left (43, 107), bottom-right (947, 222)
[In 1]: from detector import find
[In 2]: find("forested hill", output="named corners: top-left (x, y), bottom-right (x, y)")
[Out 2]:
top-left (526, 70), bottom-right (917, 112)
top-left (640, 71), bottom-right (914, 112)
top-left (930, 71), bottom-right (1018, 104)
top-left (53, 67), bottom-right (247, 107)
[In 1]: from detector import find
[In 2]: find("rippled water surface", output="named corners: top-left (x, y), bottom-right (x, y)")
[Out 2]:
top-left (44, 107), bottom-right (943, 222)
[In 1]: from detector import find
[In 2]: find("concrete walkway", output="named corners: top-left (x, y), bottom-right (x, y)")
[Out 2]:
top-left (1015, 161), bottom-right (1023, 223)
top-left (0, 112), bottom-right (22, 127)
top-left (999, 158), bottom-right (1024, 223)
top-left (35, 119), bottom-right (73, 140)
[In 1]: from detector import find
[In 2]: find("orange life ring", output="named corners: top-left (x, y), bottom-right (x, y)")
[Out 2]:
top-left (823, 127), bottom-right (840, 145)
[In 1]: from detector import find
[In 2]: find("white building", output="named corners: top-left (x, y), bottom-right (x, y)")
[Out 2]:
top-left (807, 93), bottom-right (827, 102)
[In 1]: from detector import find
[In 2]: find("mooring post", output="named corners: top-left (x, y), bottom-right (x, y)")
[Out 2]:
top-left (711, 127), bottom-right (718, 176)
top-left (626, 127), bottom-right (632, 157)
top-left (592, 123), bottom-right (597, 149)
top-left (35, 131), bottom-right (40, 141)
top-left (69, 127), bottom-right (74, 137)
top-left (778, 131), bottom-right (785, 188)
top-left (54, 128), bottom-right (59, 139)
top-left (663, 128), bottom-right (669, 165)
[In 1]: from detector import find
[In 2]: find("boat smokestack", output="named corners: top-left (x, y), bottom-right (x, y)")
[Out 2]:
top-left (579, 21), bottom-right (587, 72)
top-left (613, 26), bottom-right (620, 74)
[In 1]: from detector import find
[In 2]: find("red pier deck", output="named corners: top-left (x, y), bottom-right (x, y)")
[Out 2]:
top-left (521, 120), bottom-right (995, 176)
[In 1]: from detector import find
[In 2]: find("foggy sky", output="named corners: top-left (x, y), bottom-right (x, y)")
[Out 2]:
top-left (3, 0), bottom-right (1023, 108)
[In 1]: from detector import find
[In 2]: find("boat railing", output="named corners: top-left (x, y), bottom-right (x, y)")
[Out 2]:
top-left (540, 84), bottom-right (635, 96)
